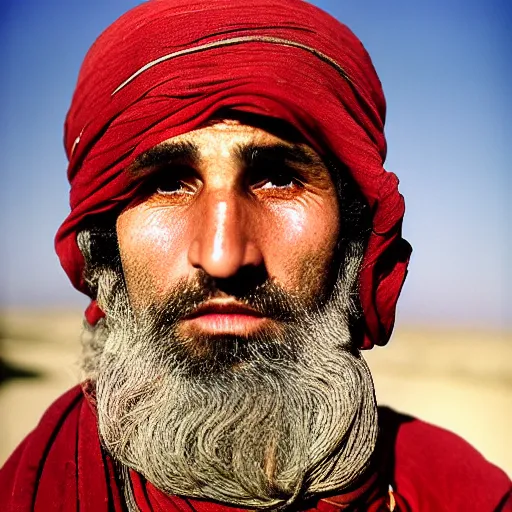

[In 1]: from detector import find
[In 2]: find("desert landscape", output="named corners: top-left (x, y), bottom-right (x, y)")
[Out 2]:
top-left (1, 309), bottom-right (510, 477)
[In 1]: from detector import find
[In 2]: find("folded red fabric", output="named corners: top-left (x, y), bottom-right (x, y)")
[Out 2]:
top-left (55, 0), bottom-right (411, 348)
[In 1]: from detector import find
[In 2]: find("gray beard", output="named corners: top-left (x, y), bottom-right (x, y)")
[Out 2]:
top-left (78, 231), bottom-right (378, 510)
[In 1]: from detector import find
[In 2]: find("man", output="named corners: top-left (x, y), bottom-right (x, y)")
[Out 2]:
top-left (1, 0), bottom-right (510, 510)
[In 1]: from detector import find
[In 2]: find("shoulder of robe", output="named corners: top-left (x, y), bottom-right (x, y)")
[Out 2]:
top-left (377, 406), bottom-right (512, 511)
top-left (0, 385), bottom-right (85, 511)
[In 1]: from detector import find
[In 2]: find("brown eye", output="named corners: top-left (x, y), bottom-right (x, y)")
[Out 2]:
top-left (251, 169), bottom-right (302, 191)
top-left (151, 167), bottom-right (200, 196)
top-left (156, 177), bottom-right (192, 195)
top-left (259, 173), bottom-right (295, 190)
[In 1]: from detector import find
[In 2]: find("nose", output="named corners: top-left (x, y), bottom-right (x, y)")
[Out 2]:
top-left (188, 194), bottom-right (263, 279)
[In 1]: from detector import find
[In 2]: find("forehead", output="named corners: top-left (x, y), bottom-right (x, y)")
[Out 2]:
top-left (128, 116), bottom-right (328, 176)
top-left (158, 119), bottom-right (288, 157)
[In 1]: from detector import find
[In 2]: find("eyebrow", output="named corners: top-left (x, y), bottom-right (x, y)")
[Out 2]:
top-left (127, 140), bottom-right (199, 176)
top-left (234, 142), bottom-right (324, 170)
top-left (127, 139), bottom-right (326, 178)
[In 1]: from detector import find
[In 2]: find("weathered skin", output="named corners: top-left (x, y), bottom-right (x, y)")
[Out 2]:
top-left (117, 120), bottom-right (340, 339)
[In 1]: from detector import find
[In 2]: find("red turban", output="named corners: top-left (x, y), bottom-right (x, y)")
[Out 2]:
top-left (55, 0), bottom-right (411, 349)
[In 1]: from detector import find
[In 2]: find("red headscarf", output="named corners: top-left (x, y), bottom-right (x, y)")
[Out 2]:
top-left (55, 0), bottom-right (412, 349)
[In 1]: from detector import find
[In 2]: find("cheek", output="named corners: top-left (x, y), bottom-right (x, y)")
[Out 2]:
top-left (262, 197), bottom-right (339, 291)
top-left (116, 208), bottom-right (189, 306)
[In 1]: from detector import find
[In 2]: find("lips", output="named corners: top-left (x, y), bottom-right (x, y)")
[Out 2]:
top-left (181, 300), bottom-right (267, 335)
top-left (184, 301), bottom-right (263, 319)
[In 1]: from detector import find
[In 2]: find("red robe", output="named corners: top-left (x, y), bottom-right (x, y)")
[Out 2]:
top-left (1, 386), bottom-right (510, 511)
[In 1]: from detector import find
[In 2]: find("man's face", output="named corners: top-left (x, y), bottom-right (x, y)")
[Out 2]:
top-left (116, 119), bottom-right (340, 349)
top-left (84, 118), bottom-right (377, 508)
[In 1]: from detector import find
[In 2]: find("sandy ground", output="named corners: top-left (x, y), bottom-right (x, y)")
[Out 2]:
top-left (1, 309), bottom-right (510, 477)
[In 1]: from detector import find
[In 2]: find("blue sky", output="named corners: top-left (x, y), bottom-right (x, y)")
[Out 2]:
top-left (0, 0), bottom-right (510, 329)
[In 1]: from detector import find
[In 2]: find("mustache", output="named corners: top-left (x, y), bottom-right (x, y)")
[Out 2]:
top-left (143, 271), bottom-right (312, 329)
